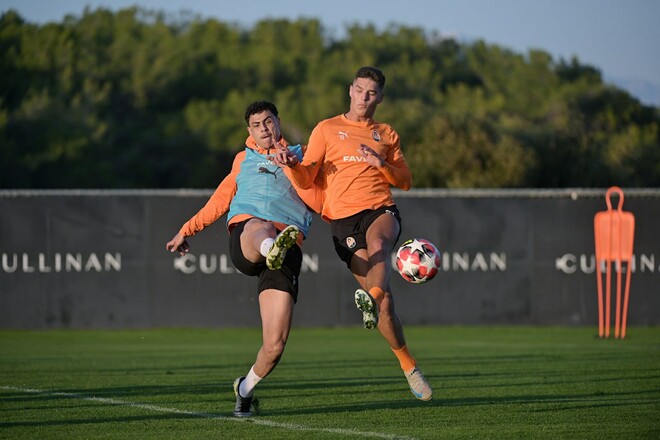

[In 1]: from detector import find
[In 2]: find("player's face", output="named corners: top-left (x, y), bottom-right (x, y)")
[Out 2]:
top-left (348, 77), bottom-right (383, 120)
top-left (247, 110), bottom-right (281, 149)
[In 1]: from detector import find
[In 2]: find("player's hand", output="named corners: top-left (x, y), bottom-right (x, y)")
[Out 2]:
top-left (271, 150), bottom-right (299, 167)
top-left (358, 144), bottom-right (384, 168)
top-left (166, 233), bottom-right (190, 256)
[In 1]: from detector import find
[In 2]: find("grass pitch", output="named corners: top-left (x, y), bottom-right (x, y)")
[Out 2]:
top-left (1, 326), bottom-right (659, 439)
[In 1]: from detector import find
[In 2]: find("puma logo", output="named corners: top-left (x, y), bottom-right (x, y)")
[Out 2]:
top-left (338, 131), bottom-right (349, 140)
top-left (258, 167), bottom-right (278, 178)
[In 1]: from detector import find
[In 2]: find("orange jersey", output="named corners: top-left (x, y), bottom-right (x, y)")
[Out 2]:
top-left (288, 114), bottom-right (411, 221)
top-left (179, 136), bottom-right (323, 244)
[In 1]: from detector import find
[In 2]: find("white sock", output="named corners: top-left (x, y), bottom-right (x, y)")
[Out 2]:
top-left (239, 366), bottom-right (263, 397)
top-left (259, 238), bottom-right (275, 257)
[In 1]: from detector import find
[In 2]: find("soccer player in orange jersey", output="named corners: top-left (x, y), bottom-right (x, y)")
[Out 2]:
top-left (166, 101), bottom-right (322, 416)
top-left (274, 66), bottom-right (432, 401)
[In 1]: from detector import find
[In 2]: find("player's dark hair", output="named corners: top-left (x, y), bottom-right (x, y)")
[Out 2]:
top-left (245, 101), bottom-right (279, 124)
top-left (354, 66), bottom-right (386, 90)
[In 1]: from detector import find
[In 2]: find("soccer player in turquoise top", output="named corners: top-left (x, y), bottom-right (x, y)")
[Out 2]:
top-left (166, 101), bottom-right (322, 417)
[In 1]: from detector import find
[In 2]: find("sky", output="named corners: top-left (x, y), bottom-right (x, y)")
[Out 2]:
top-left (3, 0), bottom-right (659, 106)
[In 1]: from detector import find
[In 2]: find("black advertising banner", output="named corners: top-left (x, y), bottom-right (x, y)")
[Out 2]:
top-left (1, 189), bottom-right (658, 329)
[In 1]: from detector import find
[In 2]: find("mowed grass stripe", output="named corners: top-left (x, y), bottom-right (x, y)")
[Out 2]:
top-left (0, 386), bottom-right (414, 440)
top-left (1, 326), bottom-right (659, 439)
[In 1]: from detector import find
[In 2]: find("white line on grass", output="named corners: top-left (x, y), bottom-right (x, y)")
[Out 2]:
top-left (1, 386), bottom-right (417, 440)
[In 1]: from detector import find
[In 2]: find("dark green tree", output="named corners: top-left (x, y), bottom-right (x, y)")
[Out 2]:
top-left (1, 8), bottom-right (658, 189)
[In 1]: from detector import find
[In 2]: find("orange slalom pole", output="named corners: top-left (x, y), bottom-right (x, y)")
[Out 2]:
top-left (605, 260), bottom-right (611, 338)
top-left (621, 261), bottom-right (633, 339)
top-left (596, 260), bottom-right (604, 338)
top-left (614, 259), bottom-right (622, 338)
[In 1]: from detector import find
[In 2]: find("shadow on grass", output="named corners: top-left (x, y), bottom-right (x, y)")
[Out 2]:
top-left (263, 388), bottom-right (660, 417)
top-left (2, 380), bottom-right (659, 427)
top-left (0, 413), bottom-right (197, 429)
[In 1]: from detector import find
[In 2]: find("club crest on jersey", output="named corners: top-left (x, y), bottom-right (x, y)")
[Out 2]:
top-left (371, 130), bottom-right (381, 142)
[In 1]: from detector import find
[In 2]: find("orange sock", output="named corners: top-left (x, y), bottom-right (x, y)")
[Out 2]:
top-left (368, 287), bottom-right (385, 306)
top-left (392, 345), bottom-right (416, 373)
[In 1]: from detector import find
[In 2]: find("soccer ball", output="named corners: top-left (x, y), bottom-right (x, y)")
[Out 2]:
top-left (395, 238), bottom-right (441, 284)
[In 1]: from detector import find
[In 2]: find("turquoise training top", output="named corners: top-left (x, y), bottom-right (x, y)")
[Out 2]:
top-left (227, 145), bottom-right (312, 237)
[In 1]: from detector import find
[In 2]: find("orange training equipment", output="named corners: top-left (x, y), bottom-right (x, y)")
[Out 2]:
top-left (594, 186), bottom-right (635, 339)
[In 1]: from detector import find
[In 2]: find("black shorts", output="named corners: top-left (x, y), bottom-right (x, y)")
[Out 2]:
top-left (330, 205), bottom-right (402, 268)
top-left (228, 219), bottom-right (302, 303)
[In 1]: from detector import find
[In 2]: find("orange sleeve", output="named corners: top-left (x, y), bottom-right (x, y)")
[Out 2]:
top-left (380, 160), bottom-right (412, 190)
top-left (379, 130), bottom-right (412, 190)
top-left (283, 144), bottom-right (324, 214)
top-left (288, 124), bottom-right (326, 189)
top-left (285, 168), bottom-right (324, 214)
top-left (178, 151), bottom-right (243, 237)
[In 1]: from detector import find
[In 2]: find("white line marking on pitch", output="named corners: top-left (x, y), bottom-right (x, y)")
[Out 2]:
top-left (1, 386), bottom-right (417, 440)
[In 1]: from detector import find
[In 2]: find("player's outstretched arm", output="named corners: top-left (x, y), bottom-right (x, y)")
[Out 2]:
top-left (284, 125), bottom-right (326, 189)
